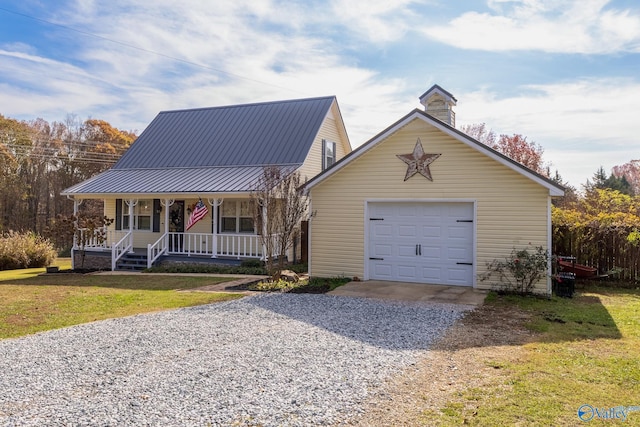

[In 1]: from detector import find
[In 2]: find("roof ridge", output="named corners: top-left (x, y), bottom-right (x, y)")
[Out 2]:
top-left (112, 163), bottom-right (303, 171)
top-left (157, 96), bottom-right (336, 115)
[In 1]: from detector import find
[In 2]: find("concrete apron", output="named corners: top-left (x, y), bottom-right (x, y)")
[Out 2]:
top-left (328, 280), bottom-right (487, 307)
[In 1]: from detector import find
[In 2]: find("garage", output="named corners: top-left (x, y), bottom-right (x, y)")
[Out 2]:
top-left (367, 202), bottom-right (474, 286)
top-left (305, 85), bottom-right (565, 295)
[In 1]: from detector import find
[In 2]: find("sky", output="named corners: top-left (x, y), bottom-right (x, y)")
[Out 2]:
top-left (1, 0), bottom-right (639, 189)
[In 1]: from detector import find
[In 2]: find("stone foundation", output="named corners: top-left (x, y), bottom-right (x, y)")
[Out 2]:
top-left (72, 250), bottom-right (112, 271)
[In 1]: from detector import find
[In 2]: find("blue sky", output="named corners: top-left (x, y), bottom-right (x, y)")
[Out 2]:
top-left (1, 0), bottom-right (639, 189)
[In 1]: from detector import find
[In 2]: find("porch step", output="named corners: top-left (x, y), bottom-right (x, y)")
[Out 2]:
top-left (116, 253), bottom-right (148, 271)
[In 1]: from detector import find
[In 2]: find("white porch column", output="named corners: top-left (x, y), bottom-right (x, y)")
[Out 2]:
top-left (71, 197), bottom-right (82, 270)
top-left (161, 199), bottom-right (174, 249)
top-left (261, 200), bottom-right (268, 261)
top-left (208, 198), bottom-right (223, 258)
top-left (124, 199), bottom-right (137, 252)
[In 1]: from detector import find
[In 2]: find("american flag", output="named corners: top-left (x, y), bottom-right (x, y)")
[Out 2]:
top-left (186, 199), bottom-right (208, 231)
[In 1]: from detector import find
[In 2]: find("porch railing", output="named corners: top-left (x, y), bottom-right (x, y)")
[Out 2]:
top-left (111, 231), bottom-right (133, 271)
top-left (76, 228), bottom-right (129, 250)
top-left (79, 228), bottom-right (278, 269)
top-left (166, 232), bottom-right (264, 259)
top-left (147, 233), bottom-right (168, 269)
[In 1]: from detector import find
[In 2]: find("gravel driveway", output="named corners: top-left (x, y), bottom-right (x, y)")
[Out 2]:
top-left (0, 293), bottom-right (470, 426)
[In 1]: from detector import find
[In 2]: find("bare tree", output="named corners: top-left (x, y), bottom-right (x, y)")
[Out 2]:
top-left (251, 166), bottom-right (308, 277)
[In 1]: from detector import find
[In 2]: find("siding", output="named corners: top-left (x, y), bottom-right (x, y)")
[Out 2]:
top-left (309, 118), bottom-right (551, 293)
top-left (297, 103), bottom-right (351, 181)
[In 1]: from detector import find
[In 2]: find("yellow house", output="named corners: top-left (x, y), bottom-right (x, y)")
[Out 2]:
top-left (62, 97), bottom-right (350, 270)
top-left (305, 85), bottom-right (564, 295)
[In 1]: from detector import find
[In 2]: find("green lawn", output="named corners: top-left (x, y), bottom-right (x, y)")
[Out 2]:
top-left (0, 265), bottom-right (242, 339)
top-left (423, 287), bottom-right (640, 426)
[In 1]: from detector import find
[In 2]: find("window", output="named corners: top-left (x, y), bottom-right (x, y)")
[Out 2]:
top-left (322, 139), bottom-right (336, 170)
top-left (121, 199), bottom-right (152, 231)
top-left (220, 200), bottom-right (255, 233)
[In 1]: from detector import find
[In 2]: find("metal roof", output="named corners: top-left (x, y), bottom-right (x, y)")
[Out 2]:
top-left (62, 96), bottom-right (336, 196)
top-left (62, 165), bottom-right (300, 196)
top-left (113, 96), bottom-right (336, 169)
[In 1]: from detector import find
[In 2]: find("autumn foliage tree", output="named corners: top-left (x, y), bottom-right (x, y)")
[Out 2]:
top-left (461, 122), bottom-right (548, 176)
top-left (612, 159), bottom-right (640, 195)
top-left (0, 113), bottom-right (136, 251)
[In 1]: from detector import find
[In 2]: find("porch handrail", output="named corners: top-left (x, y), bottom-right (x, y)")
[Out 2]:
top-left (147, 232), bottom-right (168, 269)
top-left (166, 232), bottom-right (264, 259)
top-left (111, 231), bottom-right (133, 271)
top-left (76, 228), bottom-right (128, 250)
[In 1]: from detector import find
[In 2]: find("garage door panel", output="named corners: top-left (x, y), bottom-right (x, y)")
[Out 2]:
top-left (422, 225), bottom-right (441, 237)
top-left (397, 265), bottom-right (418, 280)
top-left (398, 224), bottom-right (418, 237)
top-left (422, 246), bottom-right (441, 261)
top-left (398, 244), bottom-right (418, 258)
top-left (372, 263), bottom-right (393, 280)
top-left (371, 224), bottom-right (392, 238)
top-left (368, 202), bottom-right (474, 286)
top-left (447, 266), bottom-right (473, 284)
top-left (447, 246), bottom-right (469, 261)
top-left (372, 243), bottom-right (393, 257)
top-left (421, 266), bottom-right (443, 282)
top-left (448, 225), bottom-right (471, 239)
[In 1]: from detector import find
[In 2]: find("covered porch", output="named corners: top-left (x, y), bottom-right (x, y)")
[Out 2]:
top-left (71, 196), bottom-right (281, 271)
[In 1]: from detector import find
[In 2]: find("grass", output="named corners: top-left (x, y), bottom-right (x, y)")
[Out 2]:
top-left (0, 265), bottom-right (242, 339)
top-left (422, 287), bottom-right (640, 426)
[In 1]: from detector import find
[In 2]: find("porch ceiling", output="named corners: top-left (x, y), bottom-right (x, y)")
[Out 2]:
top-left (61, 164), bottom-right (300, 197)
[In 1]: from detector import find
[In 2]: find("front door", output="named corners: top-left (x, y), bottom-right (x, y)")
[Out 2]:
top-left (169, 201), bottom-right (184, 252)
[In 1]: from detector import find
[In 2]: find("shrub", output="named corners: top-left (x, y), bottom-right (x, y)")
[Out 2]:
top-left (0, 231), bottom-right (57, 270)
top-left (146, 263), bottom-right (268, 275)
top-left (480, 246), bottom-right (549, 295)
top-left (288, 276), bottom-right (351, 293)
top-left (240, 258), bottom-right (263, 268)
top-left (249, 278), bottom-right (301, 292)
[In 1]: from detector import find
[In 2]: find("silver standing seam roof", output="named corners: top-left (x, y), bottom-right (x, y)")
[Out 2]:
top-left (62, 96), bottom-right (336, 196)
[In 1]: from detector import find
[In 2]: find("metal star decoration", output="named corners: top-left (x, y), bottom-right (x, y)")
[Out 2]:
top-left (396, 138), bottom-right (441, 181)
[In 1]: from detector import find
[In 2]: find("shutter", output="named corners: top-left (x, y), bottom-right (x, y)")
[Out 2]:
top-left (321, 139), bottom-right (326, 170)
top-left (115, 199), bottom-right (122, 230)
top-left (153, 199), bottom-right (161, 232)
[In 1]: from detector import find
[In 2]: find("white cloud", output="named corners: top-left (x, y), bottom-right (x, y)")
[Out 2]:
top-left (456, 78), bottom-right (640, 187)
top-left (422, 0), bottom-right (640, 53)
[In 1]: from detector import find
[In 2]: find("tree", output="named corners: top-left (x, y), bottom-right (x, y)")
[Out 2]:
top-left (585, 166), bottom-right (634, 196)
top-left (493, 134), bottom-right (547, 176)
top-left (612, 159), bottom-right (640, 195)
top-left (0, 112), bottom-right (137, 237)
top-left (460, 122), bottom-right (496, 147)
top-left (45, 213), bottom-right (113, 268)
top-left (251, 166), bottom-right (308, 277)
top-left (461, 123), bottom-right (549, 176)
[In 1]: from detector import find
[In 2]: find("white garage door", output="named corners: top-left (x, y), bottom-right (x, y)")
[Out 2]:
top-left (368, 202), bottom-right (474, 286)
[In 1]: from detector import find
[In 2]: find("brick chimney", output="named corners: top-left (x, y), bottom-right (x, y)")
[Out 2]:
top-left (419, 84), bottom-right (457, 127)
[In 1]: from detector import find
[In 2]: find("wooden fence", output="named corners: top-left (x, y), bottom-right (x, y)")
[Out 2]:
top-left (553, 225), bottom-right (640, 281)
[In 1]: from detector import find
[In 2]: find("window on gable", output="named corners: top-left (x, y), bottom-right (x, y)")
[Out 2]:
top-left (322, 139), bottom-right (336, 170)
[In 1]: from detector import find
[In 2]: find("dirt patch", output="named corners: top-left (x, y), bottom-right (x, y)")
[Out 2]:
top-left (347, 301), bottom-right (535, 426)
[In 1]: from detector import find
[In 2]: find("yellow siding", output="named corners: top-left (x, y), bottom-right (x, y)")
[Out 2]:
top-left (297, 103), bottom-right (350, 181)
top-left (309, 118), bottom-right (552, 293)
